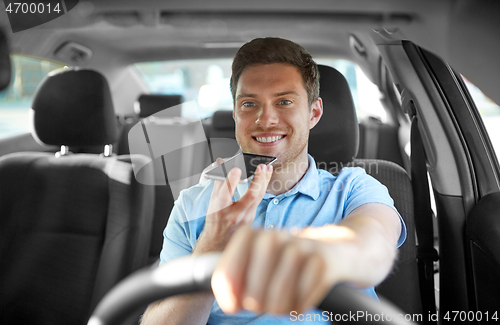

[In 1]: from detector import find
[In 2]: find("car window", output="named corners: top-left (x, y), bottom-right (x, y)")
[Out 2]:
top-left (0, 55), bottom-right (64, 139)
top-left (315, 58), bottom-right (387, 122)
top-left (133, 58), bottom-right (386, 121)
top-left (462, 77), bottom-right (500, 160)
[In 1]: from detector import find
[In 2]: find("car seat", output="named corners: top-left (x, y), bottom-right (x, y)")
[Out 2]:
top-left (0, 68), bottom-right (155, 324)
top-left (136, 94), bottom-right (183, 118)
top-left (202, 110), bottom-right (240, 169)
top-left (117, 94), bottom-right (184, 155)
top-left (116, 94), bottom-right (196, 264)
top-left (310, 64), bottom-right (422, 315)
top-left (358, 116), bottom-right (406, 167)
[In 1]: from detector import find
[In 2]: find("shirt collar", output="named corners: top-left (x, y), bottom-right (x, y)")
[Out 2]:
top-left (261, 154), bottom-right (320, 200)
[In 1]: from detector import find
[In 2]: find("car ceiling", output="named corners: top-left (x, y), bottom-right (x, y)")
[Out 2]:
top-left (1, 0), bottom-right (500, 105)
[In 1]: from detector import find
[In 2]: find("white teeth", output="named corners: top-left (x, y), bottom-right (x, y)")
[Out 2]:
top-left (256, 135), bottom-right (283, 143)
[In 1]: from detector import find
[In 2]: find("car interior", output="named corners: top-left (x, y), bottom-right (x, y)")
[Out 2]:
top-left (1, 1), bottom-right (500, 324)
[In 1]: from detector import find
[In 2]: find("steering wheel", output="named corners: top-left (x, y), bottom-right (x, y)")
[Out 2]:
top-left (88, 253), bottom-right (417, 325)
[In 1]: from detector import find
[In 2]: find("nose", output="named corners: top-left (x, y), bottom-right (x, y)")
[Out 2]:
top-left (255, 103), bottom-right (279, 127)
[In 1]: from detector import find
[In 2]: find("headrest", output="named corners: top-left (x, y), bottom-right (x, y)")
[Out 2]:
top-left (309, 65), bottom-right (359, 165)
top-left (136, 94), bottom-right (183, 118)
top-left (31, 69), bottom-right (118, 147)
top-left (0, 27), bottom-right (11, 91)
top-left (212, 110), bottom-right (234, 130)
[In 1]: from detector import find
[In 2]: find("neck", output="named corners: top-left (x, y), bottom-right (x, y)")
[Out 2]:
top-left (266, 152), bottom-right (309, 196)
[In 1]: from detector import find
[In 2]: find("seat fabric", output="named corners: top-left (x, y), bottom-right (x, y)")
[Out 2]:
top-left (205, 110), bottom-right (237, 140)
top-left (117, 94), bottom-right (185, 264)
top-left (358, 117), bottom-right (405, 167)
top-left (310, 65), bottom-right (359, 167)
top-left (137, 94), bottom-right (183, 118)
top-left (0, 153), bottom-right (154, 324)
top-left (0, 68), bottom-right (154, 324)
top-left (354, 158), bottom-right (422, 314)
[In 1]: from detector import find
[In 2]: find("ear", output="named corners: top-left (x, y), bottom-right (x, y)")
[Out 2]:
top-left (309, 97), bottom-right (323, 130)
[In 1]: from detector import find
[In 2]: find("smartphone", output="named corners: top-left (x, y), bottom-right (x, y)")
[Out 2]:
top-left (204, 152), bottom-right (277, 183)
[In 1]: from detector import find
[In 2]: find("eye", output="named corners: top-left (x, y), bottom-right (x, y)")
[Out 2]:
top-left (278, 99), bottom-right (292, 105)
top-left (242, 101), bottom-right (256, 108)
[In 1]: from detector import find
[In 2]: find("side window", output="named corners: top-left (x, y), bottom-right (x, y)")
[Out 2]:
top-left (462, 77), bottom-right (500, 161)
top-left (0, 55), bottom-right (64, 139)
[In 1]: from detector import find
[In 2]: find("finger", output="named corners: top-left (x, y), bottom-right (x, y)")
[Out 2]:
top-left (209, 157), bottom-right (225, 170)
top-left (242, 232), bottom-right (281, 312)
top-left (296, 253), bottom-right (327, 313)
top-left (208, 166), bottom-right (241, 215)
top-left (265, 242), bottom-right (303, 314)
top-left (219, 167), bottom-right (241, 201)
top-left (250, 164), bottom-right (273, 194)
top-left (210, 158), bottom-right (226, 198)
top-left (238, 164), bottom-right (272, 208)
top-left (212, 227), bottom-right (255, 313)
top-left (239, 165), bottom-right (273, 223)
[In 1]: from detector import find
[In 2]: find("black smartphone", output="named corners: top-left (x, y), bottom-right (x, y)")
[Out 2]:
top-left (204, 152), bottom-right (277, 183)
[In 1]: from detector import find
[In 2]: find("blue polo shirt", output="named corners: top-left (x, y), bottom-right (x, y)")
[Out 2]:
top-left (160, 154), bottom-right (406, 324)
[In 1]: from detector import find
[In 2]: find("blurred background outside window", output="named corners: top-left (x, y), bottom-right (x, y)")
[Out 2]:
top-left (134, 58), bottom-right (386, 122)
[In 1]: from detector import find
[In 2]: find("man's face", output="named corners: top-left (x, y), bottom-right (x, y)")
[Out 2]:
top-left (233, 63), bottom-right (322, 170)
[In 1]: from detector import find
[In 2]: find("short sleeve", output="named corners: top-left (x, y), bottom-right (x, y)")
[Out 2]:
top-left (158, 183), bottom-right (213, 265)
top-left (159, 193), bottom-right (194, 265)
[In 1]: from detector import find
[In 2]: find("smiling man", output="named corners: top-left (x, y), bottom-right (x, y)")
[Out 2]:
top-left (142, 37), bottom-right (406, 324)
top-left (233, 61), bottom-right (320, 195)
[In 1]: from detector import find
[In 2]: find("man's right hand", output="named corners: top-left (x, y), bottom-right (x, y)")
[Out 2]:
top-left (194, 158), bottom-right (273, 254)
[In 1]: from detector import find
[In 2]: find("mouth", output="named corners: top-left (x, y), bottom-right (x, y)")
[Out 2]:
top-left (252, 135), bottom-right (286, 144)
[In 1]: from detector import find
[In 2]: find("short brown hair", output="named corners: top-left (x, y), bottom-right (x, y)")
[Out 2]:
top-left (230, 37), bottom-right (319, 106)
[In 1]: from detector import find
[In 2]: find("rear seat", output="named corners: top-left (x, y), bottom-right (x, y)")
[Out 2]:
top-left (117, 94), bottom-right (184, 155)
top-left (357, 116), bottom-right (405, 168)
top-left (117, 94), bottom-right (185, 264)
top-left (203, 110), bottom-right (236, 140)
top-left (118, 94), bottom-right (224, 264)
top-left (136, 94), bottom-right (183, 118)
top-left (202, 110), bottom-right (240, 164)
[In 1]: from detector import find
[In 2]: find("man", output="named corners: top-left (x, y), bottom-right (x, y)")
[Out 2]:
top-left (142, 37), bottom-right (406, 324)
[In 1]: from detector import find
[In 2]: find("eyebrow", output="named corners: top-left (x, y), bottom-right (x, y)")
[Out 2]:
top-left (236, 93), bottom-right (257, 100)
top-left (236, 90), bottom-right (301, 100)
